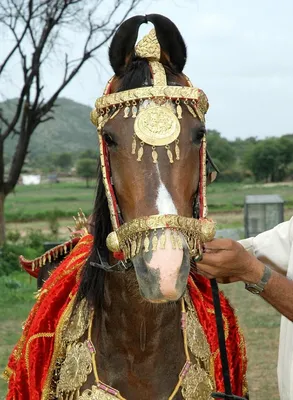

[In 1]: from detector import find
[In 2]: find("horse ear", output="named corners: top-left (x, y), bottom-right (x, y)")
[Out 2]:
top-left (109, 15), bottom-right (147, 76)
top-left (146, 14), bottom-right (187, 72)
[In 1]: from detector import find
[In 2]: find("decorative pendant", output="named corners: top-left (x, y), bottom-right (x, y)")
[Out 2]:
top-left (132, 101), bottom-right (138, 118)
top-left (175, 140), bottom-right (180, 160)
top-left (137, 142), bottom-right (144, 162)
top-left (160, 229), bottom-right (166, 249)
top-left (110, 107), bottom-right (121, 120)
top-left (132, 135), bottom-right (137, 155)
top-left (137, 234), bottom-right (142, 254)
top-left (124, 102), bottom-right (130, 118)
top-left (131, 238), bottom-right (137, 258)
top-left (165, 145), bottom-right (174, 163)
top-left (152, 231), bottom-right (158, 251)
top-left (144, 234), bottom-right (150, 252)
top-left (176, 100), bottom-right (183, 119)
top-left (152, 146), bottom-right (158, 163)
top-left (186, 103), bottom-right (197, 118)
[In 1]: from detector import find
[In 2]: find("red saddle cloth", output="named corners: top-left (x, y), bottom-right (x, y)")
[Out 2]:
top-left (4, 234), bottom-right (247, 399)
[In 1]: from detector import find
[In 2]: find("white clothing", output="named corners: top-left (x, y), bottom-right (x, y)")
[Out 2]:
top-left (239, 217), bottom-right (293, 400)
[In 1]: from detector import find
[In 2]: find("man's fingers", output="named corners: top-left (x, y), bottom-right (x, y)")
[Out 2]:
top-left (200, 253), bottom-right (223, 265)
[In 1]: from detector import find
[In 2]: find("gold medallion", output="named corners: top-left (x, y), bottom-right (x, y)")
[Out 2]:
top-left (134, 105), bottom-right (180, 146)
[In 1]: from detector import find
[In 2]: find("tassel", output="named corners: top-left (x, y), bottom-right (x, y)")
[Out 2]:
top-left (170, 230), bottom-right (177, 249)
top-left (176, 233), bottom-right (183, 250)
top-left (132, 101), bottom-right (138, 118)
top-left (137, 142), bottom-right (144, 162)
top-left (166, 145), bottom-right (174, 163)
top-left (152, 232), bottom-right (158, 251)
top-left (144, 234), bottom-right (150, 252)
top-left (152, 146), bottom-right (158, 163)
top-left (175, 140), bottom-right (180, 160)
top-left (176, 100), bottom-right (182, 119)
top-left (132, 135), bottom-right (137, 155)
top-left (160, 229), bottom-right (166, 249)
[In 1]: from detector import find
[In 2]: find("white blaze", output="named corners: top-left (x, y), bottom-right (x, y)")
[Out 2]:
top-left (147, 165), bottom-right (183, 300)
top-left (155, 164), bottom-right (177, 215)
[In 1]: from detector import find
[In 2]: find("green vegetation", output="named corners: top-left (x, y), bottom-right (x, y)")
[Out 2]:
top-left (77, 158), bottom-right (97, 187)
top-left (5, 180), bottom-right (293, 224)
top-left (3, 98), bottom-right (95, 159)
top-left (0, 271), bottom-right (36, 397)
top-left (5, 181), bottom-right (95, 222)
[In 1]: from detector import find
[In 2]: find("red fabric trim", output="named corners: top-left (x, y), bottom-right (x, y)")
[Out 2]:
top-left (19, 237), bottom-right (81, 279)
top-left (199, 141), bottom-right (204, 218)
top-left (102, 138), bottom-right (120, 228)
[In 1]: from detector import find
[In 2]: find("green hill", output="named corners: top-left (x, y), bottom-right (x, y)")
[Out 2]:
top-left (3, 98), bottom-right (98, 157)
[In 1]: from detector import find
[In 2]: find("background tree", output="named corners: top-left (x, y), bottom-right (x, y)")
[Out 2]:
top-left (76, 158), bottom-right (96, 187)
top-left (207, 129), bottom-right (236, 170)
top-left (55, 153), bottom-right (73, 171)
top-left (0, 0), bottom-right (142, 244)
top-left (244, 137), bottom-right (293, 182)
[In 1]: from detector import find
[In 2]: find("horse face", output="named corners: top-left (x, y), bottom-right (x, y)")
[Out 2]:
top-left (103, 105), bottom-right (205, 302)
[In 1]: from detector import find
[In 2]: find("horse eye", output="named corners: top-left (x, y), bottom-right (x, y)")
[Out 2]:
top-left (103, 133), bottom-right (116, 147)
top-left (191, 126), bottom-right (206, 144)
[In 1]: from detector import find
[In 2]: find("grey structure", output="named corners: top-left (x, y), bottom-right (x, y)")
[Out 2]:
top-left (244, 194), bottom-right (284, 238)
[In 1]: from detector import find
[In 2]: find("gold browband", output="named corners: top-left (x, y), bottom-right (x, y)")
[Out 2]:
top-left (92, 86), bottom-right (208, 123)
top-left (106, 214), bottom-right (216, 259)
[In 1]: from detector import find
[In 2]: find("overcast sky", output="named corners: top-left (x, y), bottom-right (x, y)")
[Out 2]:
top-left (1, 0), bottom-right (293, 140)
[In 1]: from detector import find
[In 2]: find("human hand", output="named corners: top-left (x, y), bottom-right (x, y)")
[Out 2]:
top-left (196, 238), bottom-right (264, 284)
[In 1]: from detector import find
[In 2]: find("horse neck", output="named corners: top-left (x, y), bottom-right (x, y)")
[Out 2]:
top-left (98, 270), bottom-right (183, 352)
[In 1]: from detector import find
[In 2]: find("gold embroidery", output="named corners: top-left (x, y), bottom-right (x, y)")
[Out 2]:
top-left (135, 29), bottom-right (160, 61)
top-left (181, 365), bottom-right (214, 399)
top-left (25, 333), bottom-right (54, 377)
top-left (62, 298), bottom-right (90, 343)
top-left (78, 385), bottom-right (125, 400)
top-left (185, 295), bottom-right (211, 365)
top-left (2, 366), bottom-right (14, 381)
top-left (56, 342), bottom-right (92, 397)
top-left (42, 294), bottom-right (77, 400)
top-left (182, 293), bottom-right (215, 399)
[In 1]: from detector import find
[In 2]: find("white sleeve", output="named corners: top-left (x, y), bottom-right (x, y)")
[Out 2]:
top-left (238, 217), bottom-right (293, 274)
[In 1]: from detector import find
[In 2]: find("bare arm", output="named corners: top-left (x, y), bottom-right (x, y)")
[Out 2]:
top-left (197, 238), bottom-right (293, 321)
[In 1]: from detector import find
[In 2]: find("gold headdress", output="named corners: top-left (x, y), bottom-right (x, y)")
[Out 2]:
top-left (91, 29), bottom-right (214, 259)
top-left (91, 29), bottom-right (209, 164)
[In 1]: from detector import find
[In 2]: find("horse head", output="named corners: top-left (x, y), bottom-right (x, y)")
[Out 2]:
top-left (89, 14), bottom-right (216, 304)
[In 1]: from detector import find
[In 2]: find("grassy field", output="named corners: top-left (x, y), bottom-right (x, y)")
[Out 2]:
top-left (2, 180), bottom-right (290, 399)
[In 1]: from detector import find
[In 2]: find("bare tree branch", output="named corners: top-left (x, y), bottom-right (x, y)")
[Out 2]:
top-left (0, 0), bottom-right (144, 243)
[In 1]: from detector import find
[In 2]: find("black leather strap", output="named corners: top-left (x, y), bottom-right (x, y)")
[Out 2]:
top-left (90, 248), bottom-right (133, 272)
top-left (210, 278), bottom-right (247, 400)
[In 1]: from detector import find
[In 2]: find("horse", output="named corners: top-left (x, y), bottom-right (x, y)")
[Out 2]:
top-left (5, 14), bottom-right (248, 400)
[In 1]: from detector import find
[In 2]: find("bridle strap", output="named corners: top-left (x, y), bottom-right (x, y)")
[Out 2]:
top-left (90, 248), bottom-right (133, 272)
top-left (210, 278), bottom-right (247, 400)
